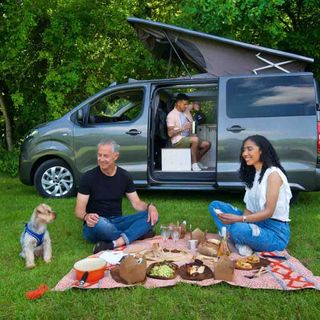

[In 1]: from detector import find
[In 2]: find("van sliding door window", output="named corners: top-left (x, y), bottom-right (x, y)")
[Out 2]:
top-left (88, 90), bottom-right (144, 124)
top-left (226, 76), bottom-right (316, 118)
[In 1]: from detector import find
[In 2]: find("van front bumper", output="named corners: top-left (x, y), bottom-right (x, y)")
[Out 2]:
top-left (19, 148), bottom-right (33, 185)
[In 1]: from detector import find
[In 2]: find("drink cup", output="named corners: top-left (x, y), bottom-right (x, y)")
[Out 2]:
top-left (192, 121), bottom-right (196, 134)
top-left (160, 226), bottom-right (171, 242)
top-left (188, 239), bottom-right (198, 250)
top-left (172, 226), bottom-right (181, 242)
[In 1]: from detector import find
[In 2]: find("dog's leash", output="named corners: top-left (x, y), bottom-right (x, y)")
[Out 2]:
top-left (26, 284), bottom-right (49, 300)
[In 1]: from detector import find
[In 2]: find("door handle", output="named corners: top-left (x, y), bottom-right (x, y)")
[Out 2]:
top-left (125, 129), bottom-right (142, 136)
top-left (226, 125), bottom-right (246, 133)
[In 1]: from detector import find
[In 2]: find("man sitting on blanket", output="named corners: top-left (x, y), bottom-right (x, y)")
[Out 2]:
top-left (75, 139), bottom-right (159, 253)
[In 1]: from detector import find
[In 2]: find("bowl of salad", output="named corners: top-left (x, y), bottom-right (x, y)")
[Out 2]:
top-left (146, 261), bottom-right (178, 280)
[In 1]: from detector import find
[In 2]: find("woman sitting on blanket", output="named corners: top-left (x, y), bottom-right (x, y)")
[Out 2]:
top-left (209, 135), bottom-right (292, 256)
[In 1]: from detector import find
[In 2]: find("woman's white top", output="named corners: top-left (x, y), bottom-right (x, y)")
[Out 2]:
top-left (244, 166), bottom-right (292, 222)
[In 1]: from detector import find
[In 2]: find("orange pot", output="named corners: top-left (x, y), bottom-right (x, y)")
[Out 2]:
top-left (74, 257), bottom-right (107, 283)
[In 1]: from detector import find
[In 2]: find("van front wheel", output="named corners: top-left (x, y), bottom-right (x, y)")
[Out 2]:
top-left (34, 159), bottom-right (76, 198)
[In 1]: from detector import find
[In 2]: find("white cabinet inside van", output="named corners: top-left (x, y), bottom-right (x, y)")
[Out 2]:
top-left (197, 124), bottom-right (216, 169)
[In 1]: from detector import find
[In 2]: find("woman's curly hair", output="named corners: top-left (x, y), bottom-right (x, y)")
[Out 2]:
top-left (239, 135), bottom-right (287, 189)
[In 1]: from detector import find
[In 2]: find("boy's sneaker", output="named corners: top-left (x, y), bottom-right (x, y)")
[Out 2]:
top-left (198, 162), bottom-right (208, 169)
top-left (93, 241), bottom-right (114, 254)
top-left (235, 243), bottom-right (253, 256)
top-left (192, 163), bottom-right (202, 171)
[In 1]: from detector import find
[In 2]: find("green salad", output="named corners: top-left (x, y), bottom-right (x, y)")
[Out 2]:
top-left (149, 264), bottom-right (175, 278)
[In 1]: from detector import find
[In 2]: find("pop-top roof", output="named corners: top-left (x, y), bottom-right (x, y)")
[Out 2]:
top-left (128, 17), bottom-right (314, 77)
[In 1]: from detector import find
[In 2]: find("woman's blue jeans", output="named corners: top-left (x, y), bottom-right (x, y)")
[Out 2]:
top-left (83, 210), bottom-right (154, 245)
top-left (208, 201), bottom-right (290, 252)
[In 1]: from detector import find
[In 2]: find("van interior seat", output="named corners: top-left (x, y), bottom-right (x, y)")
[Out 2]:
top-left (155, 100), bottom-right (170, 141)
top-left (154, 99), bottom-right (172, 169)
top-left (89, 115), bottom-right (95, 124)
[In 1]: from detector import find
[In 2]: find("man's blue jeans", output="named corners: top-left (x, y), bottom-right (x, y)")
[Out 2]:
top-left (208, 201), bottom-right (290, 252)
top-left (83, 211), bottom-right (154, 245)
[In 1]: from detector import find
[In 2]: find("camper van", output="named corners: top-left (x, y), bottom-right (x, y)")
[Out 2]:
top-left (19, 18), bottom-right (320, 198)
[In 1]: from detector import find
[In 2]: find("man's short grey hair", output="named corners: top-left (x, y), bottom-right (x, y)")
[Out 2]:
top-left (98, 139), bottom-right (120, 153)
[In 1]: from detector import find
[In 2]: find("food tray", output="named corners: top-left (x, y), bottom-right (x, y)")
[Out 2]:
top-left (179, 262), bottom-right (214, 281)
top-left (235, 257), bottom-right (270, 270)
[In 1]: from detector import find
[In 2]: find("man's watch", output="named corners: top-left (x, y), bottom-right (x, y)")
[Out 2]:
top-left (242, 215), bottom-right (247, 223)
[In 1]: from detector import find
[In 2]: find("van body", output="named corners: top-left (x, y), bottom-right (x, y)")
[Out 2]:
top-left (19, 18), bottom-right (320, 198)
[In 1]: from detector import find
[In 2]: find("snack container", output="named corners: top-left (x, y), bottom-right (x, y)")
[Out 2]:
top-left (188, 239), bottom-right (198, 250)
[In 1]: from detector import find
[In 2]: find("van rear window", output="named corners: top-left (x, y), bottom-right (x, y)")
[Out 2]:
top-left (226, 75), bottom-right (316, 118)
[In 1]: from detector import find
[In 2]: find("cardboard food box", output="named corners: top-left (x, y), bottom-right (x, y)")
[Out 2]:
top-left (214, 256), bottom-right (234, 282)
top-left (119, 256), bottom-right (147, 284)
top-left (191, 228), bottom-right (206, 243)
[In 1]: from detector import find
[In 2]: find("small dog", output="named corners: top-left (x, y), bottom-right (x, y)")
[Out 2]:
top-left (20, 204), bottom-right (56, 268)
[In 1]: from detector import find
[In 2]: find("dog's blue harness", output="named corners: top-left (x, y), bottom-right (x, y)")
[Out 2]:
top-left (24, 223), bottom-right (45, 247)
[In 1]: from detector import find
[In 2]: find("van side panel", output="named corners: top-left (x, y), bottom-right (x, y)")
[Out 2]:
top-left (217, 73), bottom-right (318, 191)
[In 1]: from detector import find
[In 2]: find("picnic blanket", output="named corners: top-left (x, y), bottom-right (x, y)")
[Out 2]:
top-left (53, 234), bottom-right (320, 291)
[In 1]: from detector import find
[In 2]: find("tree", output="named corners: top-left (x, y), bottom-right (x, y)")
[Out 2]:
top-left (0, 0), bottom-right (182, 150)
top-left (0, 90), bottom-right (13, 151)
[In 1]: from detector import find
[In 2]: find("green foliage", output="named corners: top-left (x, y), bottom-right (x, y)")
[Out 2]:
top-left (177, 0), bottom-right (287, 45)
top-left (0, 147), bottom-right (19, 176)
top-left (0, 0), bottom-right (183, 148)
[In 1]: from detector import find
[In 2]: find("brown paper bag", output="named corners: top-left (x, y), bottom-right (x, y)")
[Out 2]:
top-left (214, 256), bottom-right (234, 282)
top-left (119, 256), bottom-right (147, 284)
top-left (191, 228), bottom-right (206, 243)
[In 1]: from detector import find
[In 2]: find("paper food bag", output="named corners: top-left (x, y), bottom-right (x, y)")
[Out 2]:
top-left (119, 255), bottom-right (146, 284)
top-left (191, 228), bottom-right (206, 243)
top-left (214, 256), bottom-right (234, 282)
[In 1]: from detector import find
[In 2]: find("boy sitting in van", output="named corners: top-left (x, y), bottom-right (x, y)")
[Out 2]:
top-left (166, 93), bottom-right (211, 171)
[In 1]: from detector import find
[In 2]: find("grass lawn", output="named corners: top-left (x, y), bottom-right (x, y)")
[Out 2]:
top-left (0, 174), bottom-right (320, 319)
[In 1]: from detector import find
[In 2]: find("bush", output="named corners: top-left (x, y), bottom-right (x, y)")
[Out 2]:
top-left (0, 147), bottom-right (19, 177)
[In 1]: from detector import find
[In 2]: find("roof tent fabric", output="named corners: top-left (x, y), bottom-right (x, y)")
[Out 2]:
top-left (128, 17), bottom-right (314, 77)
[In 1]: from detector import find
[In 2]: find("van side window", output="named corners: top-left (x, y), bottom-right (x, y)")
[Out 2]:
top-left (88, 90), bottom-right (143, 124)
top-left (226, 76), bottom-right (316, 118)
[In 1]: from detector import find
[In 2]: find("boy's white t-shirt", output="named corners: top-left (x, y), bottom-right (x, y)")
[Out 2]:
top-left (244, 166), bottom-right (292, 222)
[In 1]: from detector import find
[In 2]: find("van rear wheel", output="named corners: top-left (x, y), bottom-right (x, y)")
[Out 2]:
top-left (34, 159), bottom-right (76, 198)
